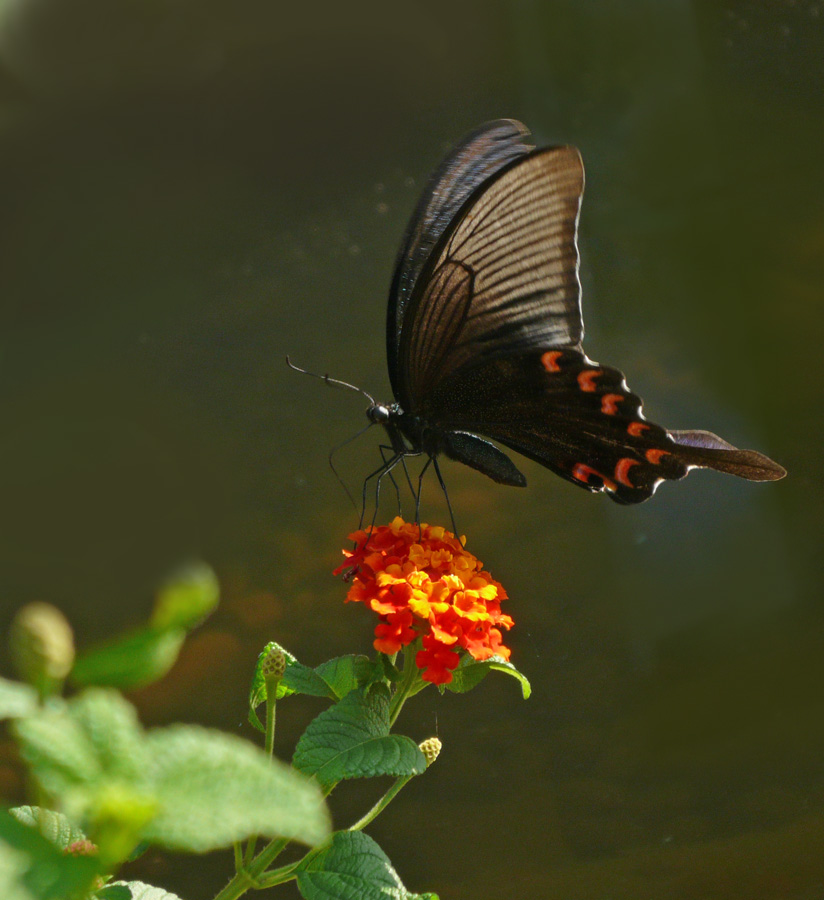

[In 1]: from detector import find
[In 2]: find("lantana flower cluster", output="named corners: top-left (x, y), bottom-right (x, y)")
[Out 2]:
top-left (335, 517), bottom-right (513, 685)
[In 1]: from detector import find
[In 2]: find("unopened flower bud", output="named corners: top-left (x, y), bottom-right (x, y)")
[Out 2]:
top-left (10, 602), bottom-right (74, 689)
top-left (262, 645), bottom-right (287, 683)
top-left (418, 737), bottom-right (442, 767)
top-left (65, 839), bottom-right (98, 857)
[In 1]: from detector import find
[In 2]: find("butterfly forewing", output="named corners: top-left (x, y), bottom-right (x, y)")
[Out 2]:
top-left (387, 119), bottom-right (534, 396)
top-left (397, 146), bottom-right (585, 410)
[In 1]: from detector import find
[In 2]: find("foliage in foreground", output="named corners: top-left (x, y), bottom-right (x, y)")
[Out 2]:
top-left (1, 525), bottom-right (529, 900)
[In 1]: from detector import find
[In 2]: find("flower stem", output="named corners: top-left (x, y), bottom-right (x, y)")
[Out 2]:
top-left (348, 775), bottom-right (413, 832)
top-left (388, 647), bottom-right (425, 726)
top-left (213, 837), bottom-right (293, 900)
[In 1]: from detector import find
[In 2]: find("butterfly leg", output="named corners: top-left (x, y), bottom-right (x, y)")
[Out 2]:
top-left (432, 457), bottom-right (459, 539)
top-left (360, 451), bottom-right (408, 531)
top-left (378, 444), bottom-right (404, 516)
top-left (414, 456), bottom-right (433, 528)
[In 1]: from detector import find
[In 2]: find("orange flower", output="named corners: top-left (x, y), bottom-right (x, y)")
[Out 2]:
top-left (335, 517), bottom-right (513, 685)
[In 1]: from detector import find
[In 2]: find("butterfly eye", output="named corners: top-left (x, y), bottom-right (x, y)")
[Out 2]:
top-left (367, 404), bottom-right (392, 424)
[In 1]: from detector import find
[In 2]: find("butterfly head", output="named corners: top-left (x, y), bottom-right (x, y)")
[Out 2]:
top-left (366, 401), bottom-right (402, 426)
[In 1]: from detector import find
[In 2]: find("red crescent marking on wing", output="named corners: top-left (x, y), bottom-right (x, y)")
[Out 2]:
top-left (645, 449), bottom-right (670, 465)
top-left (572, 463), bottom-right (617, 492)
top-left (601, 393), bottom-right (624, 415)
top-left (627, 421), bottom-right (649, 437)
top-left (541, 350), bottom-right (563, 374)
top-left (614, 457), bottom-right (640, 487)
top-left (577, 369), bottom-right (602, 392)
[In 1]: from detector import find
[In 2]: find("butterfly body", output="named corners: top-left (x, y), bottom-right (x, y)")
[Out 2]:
top-left (370, 119), bottom-right (785, 505)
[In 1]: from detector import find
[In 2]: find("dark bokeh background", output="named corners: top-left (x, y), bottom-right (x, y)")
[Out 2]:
top-left (1, 1), bottom-right (822, 898)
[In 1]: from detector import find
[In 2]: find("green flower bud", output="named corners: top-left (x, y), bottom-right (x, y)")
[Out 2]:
top-left (10, 602), bottom-right (75, 691)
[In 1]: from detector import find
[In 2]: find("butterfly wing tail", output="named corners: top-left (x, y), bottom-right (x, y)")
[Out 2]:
top-left (669, 430), bottom-right (786, 482)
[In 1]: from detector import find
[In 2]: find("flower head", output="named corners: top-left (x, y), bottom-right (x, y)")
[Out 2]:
top-left (335, 517), bottom-right (513, 685)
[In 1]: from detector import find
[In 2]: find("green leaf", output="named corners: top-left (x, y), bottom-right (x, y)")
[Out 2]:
top-left (12, 700), bottom-right (104, 798)
top-left (0, 678), bottom-right (38, 721)
top-left (13, 691), bottom-right (157, 866)
top-left (293, 687), bottom-right (426, 790)
top-left (444, 656), bottom-right (531, 698)
top-left (313, 656), bottom-right (375, 699)
top-left (296, 830), bottom-right (437, 900)
top-left (96, 881), bottom-right (184, 900)
top-left (68, 690), bottom-right (147, 779)
top-left (8, 808), bottom-right (87, 851)
top-left (0, 809), bottom-right (100, 900)
top-left (71, 628), bottom-right (186, 691)
top-left (142, 725), bottom-right (330, 851)
top-left (248, 646), bottom-right (367, 732)
top-left (149, 562), bottom-right (220, 631)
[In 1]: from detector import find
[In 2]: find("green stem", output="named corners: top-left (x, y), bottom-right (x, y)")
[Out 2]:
top-left (213, 837), bottom-right (293, 900)
top-left (348, 775), bottom-right (413, 832)
top-left (264, 681), bottom-right (277, 758)
top-left (387, 647), bottom-right (424, 726)
top-left (240, 677), bottom-right (279, 870)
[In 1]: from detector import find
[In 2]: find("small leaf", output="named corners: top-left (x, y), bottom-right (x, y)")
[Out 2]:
top-left (8, 808), bottom-right (87, 851)
top-left (71, 628), bottom-right (186, 690)
top-left (293, 687), bottom-right (426, 790)
top-left (142, 725), bottom-right (330, 851)
top-left (444, 656), bottom-right (531, 698)
top-left (313, 655), bottom-right (374, 699)
top-left (296, 830), bottom-right (437, 900)
top-left (150, 562), bottom-right (219, 631)
top-left (0, 678), bottom-right (38, 721)
top-left (96, 881), bottom-right (185, 900)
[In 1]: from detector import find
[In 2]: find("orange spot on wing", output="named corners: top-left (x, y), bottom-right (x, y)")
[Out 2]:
top-left (577, 369), bottom-right (602, 392)
top-left (627, 421), bottom-right (649, 437)
top-left (572, 463), bottom-right (617, 492)
top-left (601, 393), bottom-right (624, 415)
top-left (541, 350), bottom-right (563, 373)
top-left (614, 458), bottom-right (640, 487)
top-left (645, 448), bottom-right (670, 465)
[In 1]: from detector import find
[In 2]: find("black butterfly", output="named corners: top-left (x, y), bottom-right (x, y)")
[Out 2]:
top-left (356, 119), bottom-right (785, 509)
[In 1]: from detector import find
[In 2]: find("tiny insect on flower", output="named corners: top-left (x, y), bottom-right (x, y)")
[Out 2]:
top-left (335, 517), bottom-right (513, 685)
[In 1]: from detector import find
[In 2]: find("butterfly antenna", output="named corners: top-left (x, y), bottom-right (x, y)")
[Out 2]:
top-left (286, 356), bottom-right (377, 406)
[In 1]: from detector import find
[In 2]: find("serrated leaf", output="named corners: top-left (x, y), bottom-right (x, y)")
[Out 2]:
top-left (12, 702), bottom-right (103, 797)
top-left (142, 725), bottom-right (329, 851)
top-left (0, 678), bottom-right (38, 721)
top-left (150, 562), bottom-right (219, 631)
top-left (96, 880), bottom-right (184, 900)
top-left (444, 656), bottom-right (531, 698)
top-left (0, 809), bottom-right (100, 900)
top-left (296, 830), bottom-right (437, 900)
top-left (8, 808), bottom-right (86, 851)
top-left (71, 628), bottom-right (186, 691)
top-left (68, 690), bottom-right (147, 779)
top-left (293, 687), bottom-right (426, 789)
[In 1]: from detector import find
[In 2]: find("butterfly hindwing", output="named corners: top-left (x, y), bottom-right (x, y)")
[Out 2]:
top-left (425, 348), bottom-right (784, 502)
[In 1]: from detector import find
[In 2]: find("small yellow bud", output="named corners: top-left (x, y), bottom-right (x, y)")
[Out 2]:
top-left (418, 737), bottom-right (442, 767)
top-left (10, 602), bottom-right (75, 689)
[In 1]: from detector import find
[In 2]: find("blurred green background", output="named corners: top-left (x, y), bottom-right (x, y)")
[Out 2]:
top-left (0, 1), bottom-right (822, 898)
